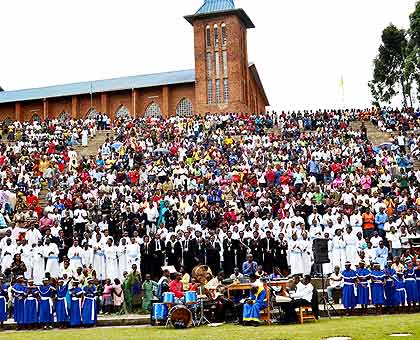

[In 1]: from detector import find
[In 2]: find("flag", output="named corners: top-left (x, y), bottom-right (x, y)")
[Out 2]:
top-left (339, 76), bottom-right (344, 90)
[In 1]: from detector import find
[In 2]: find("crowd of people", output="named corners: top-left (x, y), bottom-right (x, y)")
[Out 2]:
top-left (0, 107), bottom-right (418, 328)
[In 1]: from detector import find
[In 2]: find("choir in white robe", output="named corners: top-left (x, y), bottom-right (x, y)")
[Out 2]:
top-left (289, 239), bottom-right (304, 275)
top-left (104, 245), bottom-right (119, 280)
top-left (117, 244), bottom-right (128, 279)
top-left (343, 232), bottom-right (358, 267)
top-left (92, 241), bottom-right (106, 280)
top-left (331, 235), bottom-right (346, 270)
top-left (32, 246), bottom-right (45, 285)
top-left (68, 245), bottom-right (83, 270)
top-left (126, 243), bottom-right (141, 271)
top-left (44, 242), bottom-right (60, 278)
top-left (1, 243), bottom-right (16, 271)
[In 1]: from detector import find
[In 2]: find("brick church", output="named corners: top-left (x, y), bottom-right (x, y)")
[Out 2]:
top-left (0, 0), bottom-right (269, 122)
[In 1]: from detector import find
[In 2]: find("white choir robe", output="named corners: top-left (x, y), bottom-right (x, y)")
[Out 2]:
top-left (300, 239), bottom-right (313, 276)
top-left (93, 247), bottom-right (106, 281)
top-left (81, 248), bottom-right (94, 268)
top-left (32, 247), bottom-right (45, 285)
top-left (331, 236), bottom-right (346, 270)
top-left (126, 243), bottom-right (141, 271)
top-left (1, 244), bottom-right (16, 271)
top-left (289, 240), bottom-right (304, 275)
top-left (343, 233), bottom-right (358, 267)
top-left (68, 246), bottom-right (83, 270)
top-left (117, 245), bottom-right (128, 279)
top-left (20, 245), bottom-right (33, 279)
top-left (104, 245), bottom-right (119, 281)
top-left (44, 243), bottom-right (60, 278)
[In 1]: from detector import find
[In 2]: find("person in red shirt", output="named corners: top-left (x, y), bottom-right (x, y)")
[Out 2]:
top-left (169, 273), bottom-right (184, 299)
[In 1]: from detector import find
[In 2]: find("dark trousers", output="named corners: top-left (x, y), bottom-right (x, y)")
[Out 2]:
top-left (282, 298), bottom-right (312, 323)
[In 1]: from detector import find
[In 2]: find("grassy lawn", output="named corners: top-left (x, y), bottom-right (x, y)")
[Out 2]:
top-left (2, 314), bottom-right (420, 340)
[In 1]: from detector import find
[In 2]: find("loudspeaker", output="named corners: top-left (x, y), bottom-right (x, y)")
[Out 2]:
top-left (313, 239), bottom-right (330, 264)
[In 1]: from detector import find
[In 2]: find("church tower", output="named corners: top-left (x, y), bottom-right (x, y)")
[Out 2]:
top-left (185, 0), bottom-right (255, 114)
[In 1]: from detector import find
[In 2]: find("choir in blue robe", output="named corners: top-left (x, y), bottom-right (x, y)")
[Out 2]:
top-left (23, 286), bottom-right (39, 325)
top-left (393, 274), bottom-right (406, 306)
top-left (82, 285), bottom-right (97, 326)
top-left (356, 267), bottom-right (370, 305)
top-left (341, 269), bottom-right (357, 309)
top-left (414, 267), bottom-right (420, 301)
top-left (38, 284), bottom-right (54, 324)
top-left (384, 267), bottom-right (396, 307)
top-left (0, 283), bottom-right (8, 322)
top-left (371, 269), bottom-right (386, 305)
top-left (70, 286), bottom-right (83, 327)
top-left (404, 268), bottom-right (418, 303)
top-left (243, 286), bottom-right (267, 322)
top-left (56, 283), bottom-right (69, 323)
top-left (12, 283), bottom-right (26, 325)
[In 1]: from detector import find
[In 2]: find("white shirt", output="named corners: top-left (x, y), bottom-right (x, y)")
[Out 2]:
top-left (290, 282), bottom-right (314, 303)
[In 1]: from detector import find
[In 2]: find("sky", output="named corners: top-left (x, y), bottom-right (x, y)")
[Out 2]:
top-left (0, 0), bottom-right (417, 110)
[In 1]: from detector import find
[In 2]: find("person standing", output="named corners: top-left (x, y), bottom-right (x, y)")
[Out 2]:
top-left (69, 280), bottom-right (83, 327)
top-left (104, 238), bottom-right (119, 281)
top-left (12, 275), bottom-right (26, 329)
top-left (39, 278), bottom-right (55, 329)
top-left (23, 280), bottom-right (38, 329)
top-left (370, 263), bottom-right (385, 314)
top-left (404, 261), bottom-right (418, 312)
top-left (0, 276), bottom-right (8, 326)
top-left (384, 260), bottom-right (396, 309)
top-left (151, 234), bottom-right (166, 280)
top-left (356, 260), bottom-right (370, 315)
top-left (82, 278), bottom-right (97, 327)
top-left (55, 278), bottom-right (69, 328)
top-left (289, 234), bottom-right (303, 275)
top-left (341, 261), bottom-right (357, 315)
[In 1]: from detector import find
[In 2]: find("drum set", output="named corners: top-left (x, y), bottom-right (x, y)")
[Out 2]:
top-left (152, 291), bottom-right (210, 329)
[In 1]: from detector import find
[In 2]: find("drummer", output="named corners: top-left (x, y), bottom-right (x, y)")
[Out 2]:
top-left (169, 272), bottom-right (184, 302)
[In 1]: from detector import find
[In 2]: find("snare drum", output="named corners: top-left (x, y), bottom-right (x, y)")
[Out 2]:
top-left (184, 291), bottom-right (197, 304)
top-left (163, 292), bottom-right (175, 304)
top-left (152, 303), bottom-right (168, 321)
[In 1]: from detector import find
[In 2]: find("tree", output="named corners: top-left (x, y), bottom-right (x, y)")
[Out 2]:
top-left (369, 24), bottom-right (411, 107)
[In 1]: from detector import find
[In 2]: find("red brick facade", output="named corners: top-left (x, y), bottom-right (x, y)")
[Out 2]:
top-left (0, 4), bottom-right (268, 122)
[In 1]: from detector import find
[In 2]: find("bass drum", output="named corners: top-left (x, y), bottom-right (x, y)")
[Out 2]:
top-left (169, 305), bottom-right (193, 329)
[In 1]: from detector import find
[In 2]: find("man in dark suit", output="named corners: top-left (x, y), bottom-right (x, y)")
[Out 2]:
top-left (260, 230), bottom-right (276, 273)
top-left (182, 232), bottom-right (199, 273)
top-left (206, 206), bottom-right (220, 230)
top-left (222, 231), bottom-right (237, 275)
top-left (151, 234), bottom-right (166, 280)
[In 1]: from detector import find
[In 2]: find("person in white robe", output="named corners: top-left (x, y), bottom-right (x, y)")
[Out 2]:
top-left (32, 241), bottom-right (45, 285)
top-left (289, 234), bottom-right (304, 275)
top-left (126, 238), bottom-right (141, 273)
top-left (117, 239), bottom-right (129, 280)
top-left (343, 227), bottom-right (358, 267)
top-left (300, 233), bottom-right (313, 276)
top-left (104, 239), bottom-right (119, 281)
top-left (92, 236), bottom-right (106, 281)
top-left (19, 240), bottom-right (34, 279)
top-left (68, 240), bottom-right (83, 270)
top-left (81, 244), bottom-right (94, 268)
top-left (44, 238), bottom-right (60, 278)
top-left (1, 238), bottom-right (16, 272)
top-left (331, 229), bottom-right (346, 270)
top-left (81, 128), bottom-right (89, 147)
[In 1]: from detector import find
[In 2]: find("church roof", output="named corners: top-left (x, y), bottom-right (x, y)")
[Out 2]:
top-left (0, 69), bottom-right (195, 104)
top-left (185, 0), bottom-right (254, 28)
top-left (195, 0), bottom-right (235, 15)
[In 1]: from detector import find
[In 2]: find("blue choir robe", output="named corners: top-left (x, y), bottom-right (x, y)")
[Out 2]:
top-left (414, 268), bottom-right (420, 300)
top-left (70, 287), bottom-right (83, 327)
top-left (243, 286), bottom-right (267, 322)
top-left (404, 269), bottom-right (418, 303)
top-left (82, 285), bottom-right (97, 325)
top-left (384, 267), bottom-right (396, 307)
top-left (356, 268), bottom-right (370, 305)
top-left (23, 287), bottom-right (39, 325)
top-left (56, 284), bottom-right (69, 323)
top-left (341, 269), bottom-right (357, 309)
top-left (12, 283), bottom-right (26, 324)
top-left (393, 275), bottom-right (406, 306)
top-left (38, 284), bottom-right (54, 323)
top-left (0, 283), bottom-right (9, 322)
top-left (370, 270), bottom-right (385, 305)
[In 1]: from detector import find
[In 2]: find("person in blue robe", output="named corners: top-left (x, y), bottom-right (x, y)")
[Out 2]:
top-left (341, 262), bottom-right (357, 315)
top-left (384, 260), bottom-right (396, 308)
top-left (393, 271), bottom-right (406, 313)
top-left (69, 280), bottom-right (83, 327)
top-left (404, 262), bottom-right (418, 312)
top-left (12, 276), bottom-right (26, 329)
top-left (38, 278), bottom-right (55, 329)
top-left (56, 279), bottom-right (70, 327)
top-left (0, 276), bottom-right (9, 326)
top-left (414, 260), bottom-right (420, 304)
top-left (371, 263), bottom-right (386, 313)
top-left (356, 260), bottom-right (370, 314)
top-left (23, 280), bottom-right (39, 329)
top-left (82, 279), bottom-right (97, 327)
top-left (242, 285), bottom-right (267, 326)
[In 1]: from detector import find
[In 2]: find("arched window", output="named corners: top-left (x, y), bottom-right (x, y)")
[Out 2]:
top-left (58, 111), bottom-right (70, 122)
top-left (222, 23), bottom-right (227, 47)
top-left (176, 98), bottom-right (193, 117)
top-left (214, 24), bottom-right (219, 48)
top-left (32, 114), bottom-right (41, 122)
top-left (115, 105), bottom-right (130, 120)
top-left (86, 108), bottom-right (99, 119)
top-left (206, 25), bottom-right (211, 49)
top-left (144, 102), bottom-right (162, 118)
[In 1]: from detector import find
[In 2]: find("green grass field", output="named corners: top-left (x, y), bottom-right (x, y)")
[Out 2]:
top-left (2, 314), bottom-right (420, 340)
